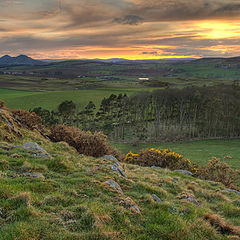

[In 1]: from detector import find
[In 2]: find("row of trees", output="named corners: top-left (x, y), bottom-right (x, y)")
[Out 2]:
top-left (31, 83), bottom-right (240, 142)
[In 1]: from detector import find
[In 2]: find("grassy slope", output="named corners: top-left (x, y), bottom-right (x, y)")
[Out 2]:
top-left (114, 139), bottom-right (240, 169)
top-left (0, 119), bottom-right (239, 239)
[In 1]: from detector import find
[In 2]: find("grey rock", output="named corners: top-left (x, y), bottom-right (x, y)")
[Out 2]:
top-left (174, 170), bottom-right (193, 176)
top-left (180, 196), bottom-right (200, 206)
top-left (22, 142), bottom-right (50, 158)
top-left (102, 155), bottom-right (118, 161)
top-left (110, 163), bottom-right (128, 178)
top-left (22, 142), bottom-right (45, 152)
top-left (222, 189), bottom-right (240, 195)
top-left (11, 145), bottom-right (21, 148)
top-left (104, 180), bottom-right (123, 194)
top-left (152, 194), bottom-right (162, 202)
top-left (21, 172), bottom-right (45, 180)
top-left (113, 161), bottom-right (120, 167)
top-left (32, 153), bottom-right (50, 158)
top-left (7, 121), bottom-right (14, 130)
top-left (173, 178), bottom-right (178, 183)
top-left (130, 205), bottom-right (141, 213)
top-left (151, 166), bottom-right (162, 170)
top-left (117, 167), bottom-right (128, 178)
top-left (110, 165), bottom-right (118, 171)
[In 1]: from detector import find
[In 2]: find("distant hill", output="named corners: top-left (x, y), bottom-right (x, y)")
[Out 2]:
top-left (38, 57), bottom-right (197, 64)
top-left (0, 55), bottom-right (44, 66)
top-left (193, 56), bottom-right (240, 63)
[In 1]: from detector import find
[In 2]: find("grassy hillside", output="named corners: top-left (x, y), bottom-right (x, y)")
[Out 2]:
top-left (0, 107), bottom-right (239, 239)
top-left (114, 139), bottom-right (240, 169)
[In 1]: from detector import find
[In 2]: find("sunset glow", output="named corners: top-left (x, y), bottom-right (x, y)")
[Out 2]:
top-left (1, 0), bottom-right (240, 59)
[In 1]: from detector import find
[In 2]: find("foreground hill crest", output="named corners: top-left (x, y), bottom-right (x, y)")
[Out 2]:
top-left (0, 105), bottom-right (239, 239)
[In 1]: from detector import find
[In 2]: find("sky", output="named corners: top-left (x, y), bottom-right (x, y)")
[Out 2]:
top-left (1, 0), bottom-right (240, 59)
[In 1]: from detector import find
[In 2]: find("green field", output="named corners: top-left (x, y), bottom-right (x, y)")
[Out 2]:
top-left (1, 88), bottom-right (155, 110)
top-left (114, 139), bottom-right (240, 169)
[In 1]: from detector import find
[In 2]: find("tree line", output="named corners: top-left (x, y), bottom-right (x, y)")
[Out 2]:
top-left (31, 83), bottom-right (240, 142)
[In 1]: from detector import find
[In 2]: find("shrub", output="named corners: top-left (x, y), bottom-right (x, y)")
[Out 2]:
top-left (49, 124), bottom-right (122, 159)
top-left (0, 100), bottom-right (5, 108)
top-left (11, 109), bottom-right (45, 132)
top-left (197, 157), bottom-right (240, 188)
top-left (124, 148), bottom-right (198, 172)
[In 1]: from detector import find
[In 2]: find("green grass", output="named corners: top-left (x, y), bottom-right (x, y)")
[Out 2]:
top-left (0, 127), bottom-right (239, 239)
top-left (0, 108), bottom-right (239, 239)
top-left (1, 88), bottom-right (159, 111)
top-left (113, 139), bottom-right (240, 169)
top-left (168, 62), bottom-right (240, 80)
top-left (0, 89), bottom-right (41, 100)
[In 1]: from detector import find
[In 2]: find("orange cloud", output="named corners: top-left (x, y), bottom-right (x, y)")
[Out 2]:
top-left (1, 0), bottom-right (240, 59)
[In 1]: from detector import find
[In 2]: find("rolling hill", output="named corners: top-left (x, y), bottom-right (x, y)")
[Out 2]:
top-left (0, 55), bottom-right (44, 66)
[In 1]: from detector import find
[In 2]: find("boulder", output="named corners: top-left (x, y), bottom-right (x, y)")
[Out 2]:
top-left (151, 166), bottom-right (162, 170)
top-left (110, 163), bottom-right (128, 178)
top-left (21, 172), bottom-right (45, 180)
top-left (222, 189), bottom-right (240, 195)
top-left (152, 194), bottom-right (162, 202)
top-left (121, 197), bottom-right (141, 213)
top-left (172, 178), bottom-right (178, 183)
top-left (174, 170), bottom-right (193, 176)
top-left (104, 180), bottom-right (123, 194)
top-left (22, 142), bottom-right (50, 158)
top-left (22, 142), bottom-right (45, 152)
top-left (180, 195), bottom-right (200, 206)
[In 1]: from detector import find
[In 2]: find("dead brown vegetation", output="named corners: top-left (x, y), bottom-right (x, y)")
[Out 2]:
top-left (0, 100), bottom-right (6, 109)
top-left (204, 213), bottom-right (240, 236)
top-left (11, 109), bottom-right (45, 132)
top-left (50, 124), bottom-right (122, 159)
top-left (198, 157), bottom-right (240, 188)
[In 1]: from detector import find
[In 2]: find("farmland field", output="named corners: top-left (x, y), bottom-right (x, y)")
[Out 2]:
top-left (114, 139), bottom-right (240, 169)
top-left (1, 88), bottom-right (156, 110)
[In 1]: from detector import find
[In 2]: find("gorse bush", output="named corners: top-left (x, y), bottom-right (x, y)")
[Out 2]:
top-left (124, 148), bottom-right (198, 173)
top-left (197, 157), bottom-right (240, 188)
top-left (11, 109), bottom-right (45, 132)
top-left (0, 100), bottom-right (5, 109)
top-left (125, 148), bottom-right (240, 188)
top-left (50, 124), bottom-right (122, 158)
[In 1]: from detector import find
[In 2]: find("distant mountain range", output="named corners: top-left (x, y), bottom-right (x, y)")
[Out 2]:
top-left (2, 54), bottom-right (240, 66)
top-left (0, 55), bottom-right (44, 66)
top-left (40, 57), bottom-right (197, 64)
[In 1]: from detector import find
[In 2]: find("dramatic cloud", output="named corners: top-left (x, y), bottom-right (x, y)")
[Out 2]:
top-left (0, 0), bottom-right (240, 59)
top-left (114, 15), bottom-right (144, 25)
